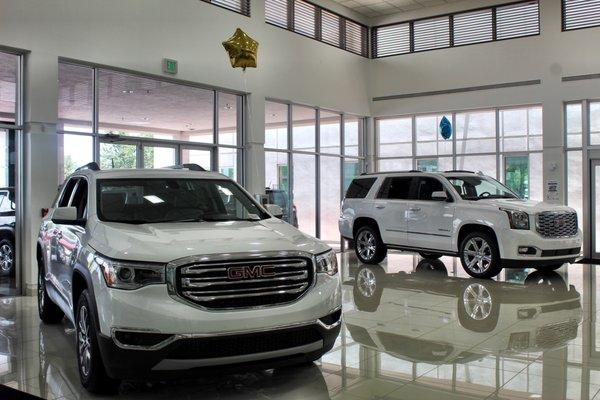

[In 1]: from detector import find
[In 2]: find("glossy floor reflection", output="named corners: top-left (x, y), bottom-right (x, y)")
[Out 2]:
top-left (0, 252), bottom-right (599, 399)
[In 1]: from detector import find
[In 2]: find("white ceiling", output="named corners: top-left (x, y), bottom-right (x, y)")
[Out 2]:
top-left (332, 0), bottom-right (472, 18)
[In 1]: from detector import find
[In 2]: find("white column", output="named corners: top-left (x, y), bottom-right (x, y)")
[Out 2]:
top-left (22, 51), bottom-right (59, 294)
top-left (244, 91), bottom-right (266, 196)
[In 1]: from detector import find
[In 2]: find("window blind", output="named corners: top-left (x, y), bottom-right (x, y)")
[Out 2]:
top-left (563, 0), bottom-right (600, 31)
top-left (265, 0), bottom-right (369, 57)
top-left (372, 0), bottom-right (540, 58)
top-left (202, 0), bottom-right (250, 16)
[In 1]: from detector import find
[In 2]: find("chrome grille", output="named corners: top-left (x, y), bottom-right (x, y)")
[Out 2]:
top-left (536, 211), bottom-right (578, 238)
top-left (176, 258), bottom-right (313, 310)
top-left (535, 321), bottom-right (578, 349)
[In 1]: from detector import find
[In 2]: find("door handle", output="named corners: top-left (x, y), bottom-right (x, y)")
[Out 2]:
top-left (409, 207), bottom-right (421, 212)
top-left (375, 205), bottom-right (386, 209)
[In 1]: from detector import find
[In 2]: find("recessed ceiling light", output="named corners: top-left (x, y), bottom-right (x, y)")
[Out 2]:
top-left (224, 104), bottom-right (233, 110)
top-left (122, 90), bottom-right (134, 94)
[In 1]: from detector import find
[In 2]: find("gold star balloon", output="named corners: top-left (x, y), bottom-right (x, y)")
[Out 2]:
top-left (222, 28), bottom-right (258, 71)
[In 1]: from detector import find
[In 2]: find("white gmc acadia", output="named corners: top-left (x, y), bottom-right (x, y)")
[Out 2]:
top-left (339, 171), bottom-right (582, 278)
top-left (37, 164), bottom-right (341, 393)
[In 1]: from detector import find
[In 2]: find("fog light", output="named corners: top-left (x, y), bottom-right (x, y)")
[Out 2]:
top-left (518, 246), bottom-right (536, 255)
top-left (517, 308), bottom-right (537, 319)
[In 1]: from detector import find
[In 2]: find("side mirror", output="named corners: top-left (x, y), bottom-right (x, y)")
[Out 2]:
top-left (431, 191), bottom-right (448, 201)
top-left (265, 204), bottom-right (284, 219)
top-left (52, 207), bottom-right (86, 226)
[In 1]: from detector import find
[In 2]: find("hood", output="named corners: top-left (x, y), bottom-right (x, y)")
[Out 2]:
top-left (87, 218), bottom-right (330, 263)
top-left (470, 198), bottom-right (575, 214)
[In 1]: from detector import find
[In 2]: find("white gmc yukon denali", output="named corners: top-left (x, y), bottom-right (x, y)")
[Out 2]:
top-left (339, 171), bottom-right (582, 278)
top-left (37, 164), bottom-right (341, 393)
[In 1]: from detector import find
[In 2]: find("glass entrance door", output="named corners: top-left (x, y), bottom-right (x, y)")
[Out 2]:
top-left (0, 129), bottom-right (17, 294)
top-left (504, 154), bottom-right (530, 199)
top-left (592, 159), bottom-right (600, 259)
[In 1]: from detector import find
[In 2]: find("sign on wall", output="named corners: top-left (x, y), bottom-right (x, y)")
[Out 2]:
top-left (162, 58), bottom-right (178, 75)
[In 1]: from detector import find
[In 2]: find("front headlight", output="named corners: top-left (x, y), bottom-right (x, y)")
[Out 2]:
top-left (501, 208), bottom-right (530, 230)
top-left (95, 255), bottom-right (165, 290)
top-left (315, 250), bottom-right (338, 276)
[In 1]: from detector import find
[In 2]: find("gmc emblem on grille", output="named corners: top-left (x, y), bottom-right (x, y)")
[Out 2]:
top-left (227, 265), bottom-right (275, 280)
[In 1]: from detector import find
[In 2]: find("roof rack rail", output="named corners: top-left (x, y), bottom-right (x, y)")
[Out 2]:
top-left (444, 170), bottom-right (474, 173)
top-left (75, 162), bottom-right (100, 172)
top-left (167, 163), bottom-right (206, 171)
top-left (360, 170), bottom-right (423, 176)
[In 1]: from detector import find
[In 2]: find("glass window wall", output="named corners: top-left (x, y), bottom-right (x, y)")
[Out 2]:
top-left (376, 105), bottom-right (543, 201)
top-left (265, 100), bottom-right (365, 249)
top-left (58, 62), bottom-right (243, 182)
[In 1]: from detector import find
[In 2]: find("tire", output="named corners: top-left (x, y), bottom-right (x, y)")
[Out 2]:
top-left (415, 259), bottom-right (448, 276)
top-left (524, 271), bottom-right (568, 293)
top-left (459, 232), bottom-right (502, 279)
top-left (418, 252), bottom-right (442, 260)
top-left (0, 238), bottom-right (14, 276)
top-left (534, 263), bottom-right (564, 271)
top-left (75, 290), bottom-right (119, 394)
top-left (353, 265), bottom-right (385, 312)
top-left (354, 225), bottom-right (387, 265)
top-left (38, 264), bottom-right (63, 324)
top-left (457, 281), bottom-right (500, 333)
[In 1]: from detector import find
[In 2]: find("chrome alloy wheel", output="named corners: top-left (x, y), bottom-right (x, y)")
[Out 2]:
top-left (0, 243), bottom-right (13, 272)
top-left (462, 283), bottom-right (492, 320)
top-left (357, 268), bottom-right (377, 297)
top-left (77, 305), bottom-right (92, 378)
top-left (357, 230), bottom-right (376, 261)
top-left (463, 237), bottom-right (492, 274)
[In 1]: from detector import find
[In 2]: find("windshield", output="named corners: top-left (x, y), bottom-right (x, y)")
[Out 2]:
top-left (446, 176), bottom-right (519, 200)
top-left (97, 179), bottom-right (269, 224)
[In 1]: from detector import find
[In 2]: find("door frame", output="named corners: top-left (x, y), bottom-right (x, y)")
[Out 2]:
top-left (590, 157), bottom-right (600, 260)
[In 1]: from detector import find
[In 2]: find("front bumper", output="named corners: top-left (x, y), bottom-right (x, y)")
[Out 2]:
top-left (497, 228), bottom-right (582, 267)
top-left (96, 310), bottom-right (342, 379)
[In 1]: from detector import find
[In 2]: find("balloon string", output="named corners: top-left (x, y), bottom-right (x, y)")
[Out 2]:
top-left (242, 69), bottom-right (257, 192)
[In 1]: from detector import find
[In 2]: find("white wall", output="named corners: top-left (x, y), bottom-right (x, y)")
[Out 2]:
top-left (0, 0), bottom-right (372, 292)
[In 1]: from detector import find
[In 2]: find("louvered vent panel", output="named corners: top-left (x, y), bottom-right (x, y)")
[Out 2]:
top-left (346, 20), bottom-right (368, 56)
top-left (413, 17), bottom-right (450, 51)
top-left (202, 0), bottom-right (250, 16)
top-left (294, 0), bottom-right (317, 38)
top-left (563, 0), bottom-right (600, 30)
top-left (265, 0), bottom-right (288, 28)
top-left (374, 23), bottom-right (410, 57)
top-left (496, 1), bottom-right (539, 39)
top-left (321, 10), bottom-right (341, 46)
top-left (453, 9), bottom-right (493, 45)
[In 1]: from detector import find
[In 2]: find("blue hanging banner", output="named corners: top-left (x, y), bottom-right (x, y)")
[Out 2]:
top-left (440, 116), bottom-right (452, 140)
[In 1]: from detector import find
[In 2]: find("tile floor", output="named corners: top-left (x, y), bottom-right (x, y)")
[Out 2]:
top-left (0, 251), bottom-right (598, 399)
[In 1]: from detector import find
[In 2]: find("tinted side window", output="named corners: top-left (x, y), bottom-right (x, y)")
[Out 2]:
top-left (58, 179), bottom-right (78, 207)
top-left (416, 177), bottom-right (444, 200)
top-left (378, 177), bottom-right (413, 200)
top-left (70, 180), bottom-right (88, 219)
top-left (345, 178), bottom-right (377, 199)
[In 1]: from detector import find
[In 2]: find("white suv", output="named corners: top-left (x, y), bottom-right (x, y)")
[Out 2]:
top-left (339, 171), bottom-right (582, 278)
top-left (37, 163), bottom-right (341, 393)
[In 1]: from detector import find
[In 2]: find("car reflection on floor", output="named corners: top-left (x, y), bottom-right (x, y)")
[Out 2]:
top-left (345, 259), bottom-right (582, 366)
top-left (35, 322), bottom-right (331, 399)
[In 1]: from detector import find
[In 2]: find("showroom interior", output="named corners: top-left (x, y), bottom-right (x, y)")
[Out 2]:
top-left (1, 0), bottom-right (600, 398)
